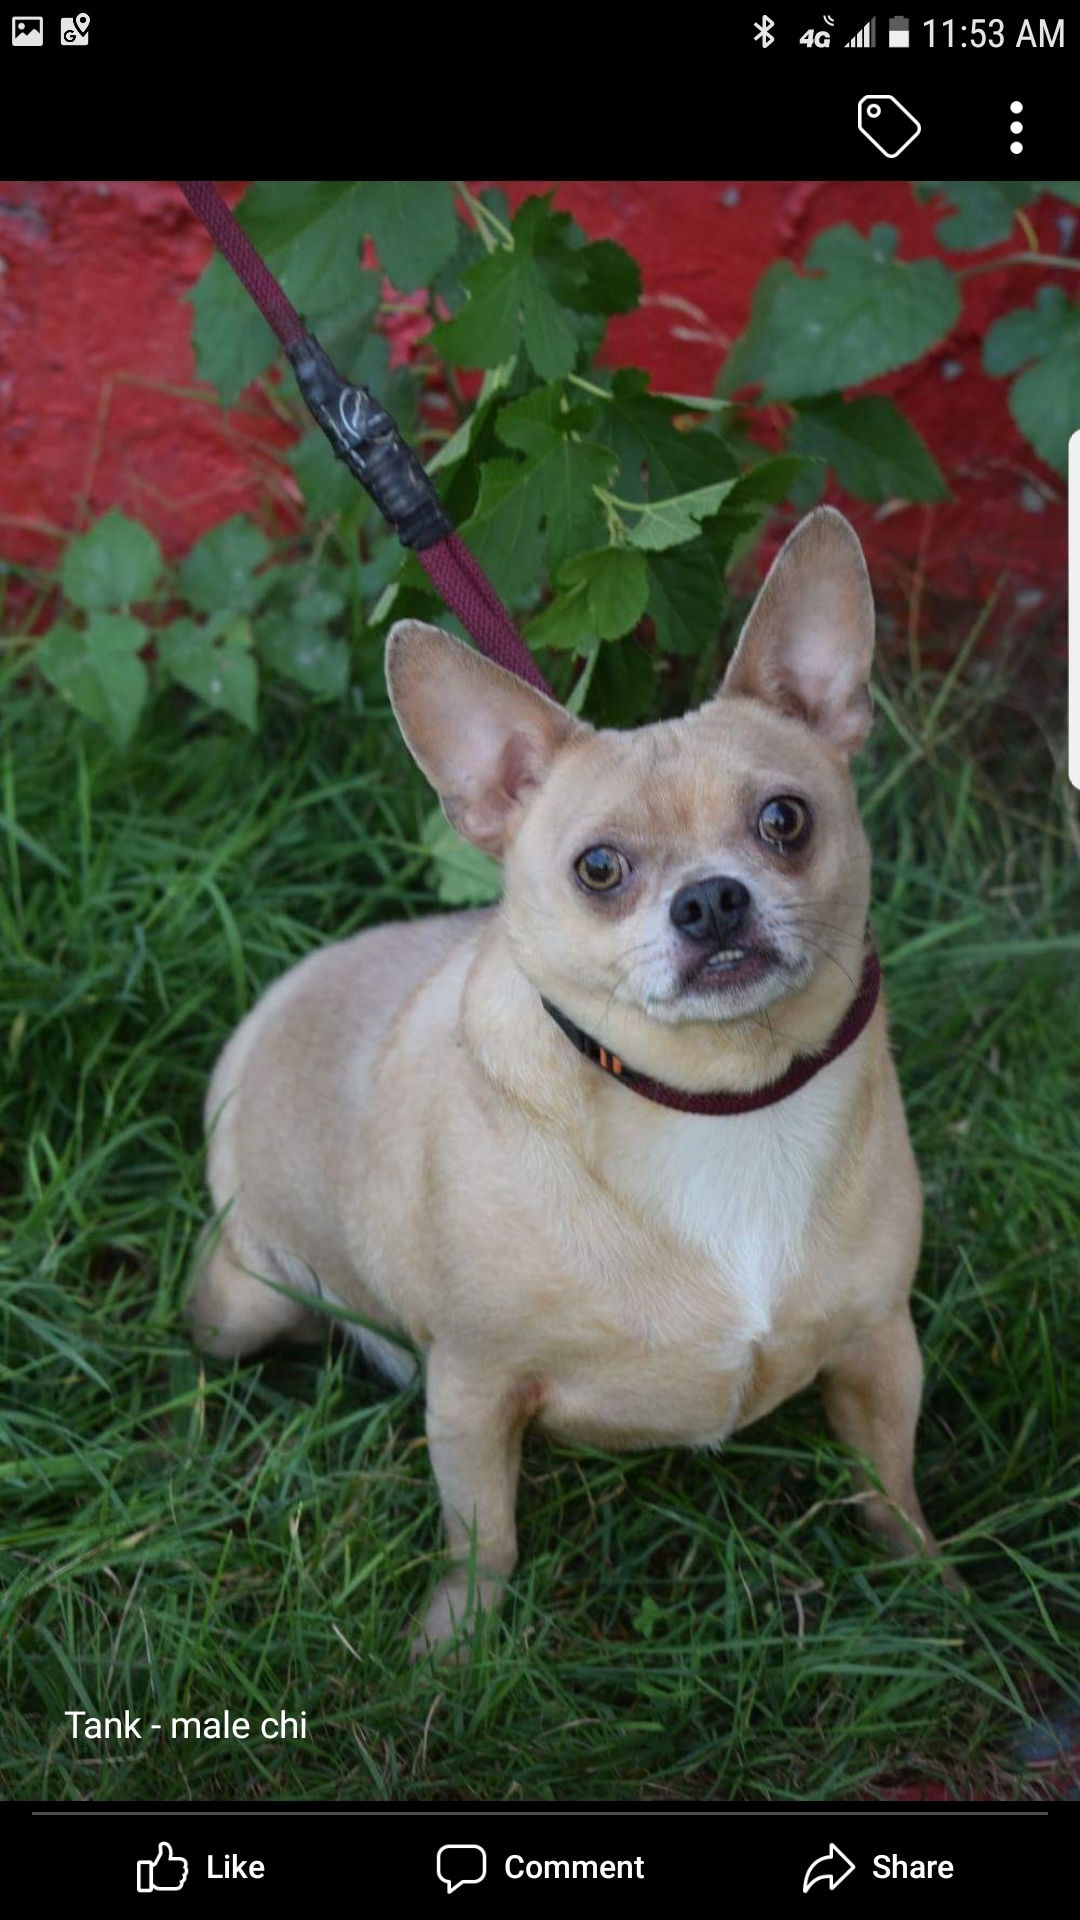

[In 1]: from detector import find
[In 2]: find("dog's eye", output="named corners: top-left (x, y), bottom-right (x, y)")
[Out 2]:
top-left (575, 846), bottom-right (627, 893)
top-left (758, 797), bottom-right (810, 849)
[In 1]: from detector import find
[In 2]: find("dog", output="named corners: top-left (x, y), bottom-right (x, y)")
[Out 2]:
top-left (189, 507), bottom-right (944, 1655)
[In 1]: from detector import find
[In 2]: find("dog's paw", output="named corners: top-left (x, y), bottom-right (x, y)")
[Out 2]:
top-left (408, 1571), bottom-right (503, 1664)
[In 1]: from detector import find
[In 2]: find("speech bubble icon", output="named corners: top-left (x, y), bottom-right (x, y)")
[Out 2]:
top-left (436, 1845), bottom-right (487, 1895)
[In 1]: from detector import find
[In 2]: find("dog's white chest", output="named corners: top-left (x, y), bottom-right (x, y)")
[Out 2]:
top-left (597, 1067), bottom-right (854, 1336)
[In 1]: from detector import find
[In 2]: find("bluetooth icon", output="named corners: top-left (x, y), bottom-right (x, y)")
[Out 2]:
top-left (753, 13), bottom-right (775, 42)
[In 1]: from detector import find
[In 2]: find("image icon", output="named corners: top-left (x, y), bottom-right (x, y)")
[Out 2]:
top-left (11, 14), bottom-right (43, 41)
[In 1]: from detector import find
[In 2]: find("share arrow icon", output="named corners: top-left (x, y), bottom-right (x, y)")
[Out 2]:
top-left (802, 1842), bottom-right (856, 1893)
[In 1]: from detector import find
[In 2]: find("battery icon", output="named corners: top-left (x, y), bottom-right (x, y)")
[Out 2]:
top-left (889, 14), bottom-right (910, 42)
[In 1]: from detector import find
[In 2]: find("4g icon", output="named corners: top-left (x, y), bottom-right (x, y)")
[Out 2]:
top-left (801, 12), bottom-right (833, 42)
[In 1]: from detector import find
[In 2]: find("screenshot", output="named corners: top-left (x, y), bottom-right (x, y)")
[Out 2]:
top-left (2, 9), bottom-right (1077, 1898)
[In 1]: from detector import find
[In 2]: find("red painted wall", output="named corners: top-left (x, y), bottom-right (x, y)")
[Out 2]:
top-left (0, 179), bottom-right (1072, 630)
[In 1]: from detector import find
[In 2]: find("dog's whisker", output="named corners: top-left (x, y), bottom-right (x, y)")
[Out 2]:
top-left (774, 914), bottom-right (867, 945)
top-left (796, 934), bottom-right (857, 992)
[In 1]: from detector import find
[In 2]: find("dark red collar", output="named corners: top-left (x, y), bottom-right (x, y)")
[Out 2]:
top-left (541, 946), bottom-right (882, 1116)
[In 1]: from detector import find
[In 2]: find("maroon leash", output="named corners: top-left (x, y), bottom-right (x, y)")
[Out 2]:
top-left (177, 179), bottom-right (882, 1115)
top-left (177, 181), bottom-right (552, 695)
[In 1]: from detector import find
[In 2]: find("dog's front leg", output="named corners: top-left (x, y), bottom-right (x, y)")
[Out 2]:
top-left (411, 1348), bottom-right (539, 1660)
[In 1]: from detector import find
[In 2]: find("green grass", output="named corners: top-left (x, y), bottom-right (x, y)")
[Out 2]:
top-left (2, 646), bottom-right (1078, 1803)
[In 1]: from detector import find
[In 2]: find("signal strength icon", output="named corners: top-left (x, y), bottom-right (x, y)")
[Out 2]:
top-left (847, 15), bottom-right (877, 42)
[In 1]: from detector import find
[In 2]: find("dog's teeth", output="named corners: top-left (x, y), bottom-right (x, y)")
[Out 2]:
top-left (706, 948), bottom-right (745, 967)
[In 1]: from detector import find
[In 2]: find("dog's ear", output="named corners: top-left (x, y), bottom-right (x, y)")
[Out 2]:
top-left (387, 622), bottom-right (586, 856)
top-left (720, 507), bottom-right (875, 754)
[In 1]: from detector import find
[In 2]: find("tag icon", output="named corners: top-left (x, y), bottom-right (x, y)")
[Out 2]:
top-left (858, 94), bottom-right (921, 157)
top-left (61, 11), bottom-right (89, 40)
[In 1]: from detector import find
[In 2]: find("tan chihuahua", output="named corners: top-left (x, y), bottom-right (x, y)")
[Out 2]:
top-left (190, 507), bottom-right (943, 1655)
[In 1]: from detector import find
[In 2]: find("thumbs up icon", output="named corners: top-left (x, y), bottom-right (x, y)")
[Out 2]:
top-left (136, 1842), bottom-right (189, 1893)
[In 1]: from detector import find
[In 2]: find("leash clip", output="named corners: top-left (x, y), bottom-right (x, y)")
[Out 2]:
top-left (286, 332), bottom-right (452, 552)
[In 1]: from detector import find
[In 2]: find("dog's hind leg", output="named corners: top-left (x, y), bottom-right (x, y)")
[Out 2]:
top-left (819, 1307), bottom-right (945, 1565)
top-left (185, 1228), bottom-right (325, 1361)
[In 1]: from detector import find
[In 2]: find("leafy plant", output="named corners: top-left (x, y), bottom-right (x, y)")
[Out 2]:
top-left (26, 183), bottom-right (808, 771)
top-left (723, 181), bottom-right (1080, 504)
top-left (21, 177), bottom-right (1080, 905)
top-left (34, 509), bottom-right (354, 745)
top-left (983, 283), bottom-right (1080, 476)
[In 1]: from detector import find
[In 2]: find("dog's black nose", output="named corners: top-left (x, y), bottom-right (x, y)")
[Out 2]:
top-left (670, 875), bottom-right (751, 945)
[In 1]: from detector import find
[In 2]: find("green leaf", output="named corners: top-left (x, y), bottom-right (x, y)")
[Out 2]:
top-left (422, 807), bottom-right (502, 907)
top-left (699, 459), bottom-right (814, 577)
top-left (1037, 181), bottom-right (1080, 206)
top-left (557, 546), bottom-right (649, 640)
top-left (276, 568), bottom-right (343, 629)
top-left (499, 389), bottom-right (614, 574)
top-left (789, 395), bottom-right (949, 502)
top-left (984, 286), bottom-right (1080, 474)
top-left (983, 284), bottom-right (1075, 374)
top-left (430, 243), bottom-right (527, 371)
top-left (234, 181), bottom-right (367, 312)
top-left (720, 455), bottom-right (815, 507)
top-left (430, 199), bottom-right (496, 315)
top-left (625, 479), bottom-right (738, 551)
top-left (914, 181), bottom-right (1036, 249)
top-left (36, 614), bottom-right (148, 746)
top-left (524, 582), bottom-right (593, 653)
top-left (320, 287), bottom-right (390, 386)
top-left (60, 512), bottom-right (163, 611)
top-left (431, 195), bottom-right (594, 383)
top-left (517, 202), bottom-right (587, 376)
top-left (584, 638), bottom-right (658, 728)
top-left (298, 269), bottom-right (383, 386)
top-left (457, 386), bottom-right (612, 597)
top-left (355, 180), bottom-right (458, 292)
top-left (358, 539), bottom-right (407, 604)
top-left (731, 225), bottom-right (960, 401)
top-left (595, 369), bottom-right (740, 505)
top-left (789, 464), bottom-right (828, 511)
top-left (426, 357), bottom-right (516, 477)
top-left (495, 387), bottom-right (592, 458)
top-left (456, 459), bottom-right (548, 605)
top-left (646, 541), bottom-right (723, 657)
top-left (719, 262), bottom-right (793, 396)
top-left (633, 1594), bottom-right (664, 1640)
top-left (257, 616), bottom-right (350, 697)
top-left (521, 269), bottom-right (580, 381)
top-left (190, 182), bottom-right (373, 404)
top-left (261, 561), bottom-right (347, 628)
top-left (158, 615), bottom-right (258, 729)
top-left (178, 516), bottom-right (273, 615)
top-left (554, 239), bottom-right (641, 317)
top-left (189, 254), bottom-right (280, 410)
